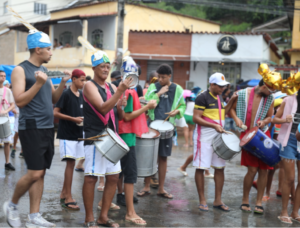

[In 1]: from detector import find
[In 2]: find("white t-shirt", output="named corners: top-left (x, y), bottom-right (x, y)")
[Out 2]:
top-left (0, 87), bottom-right (14, 117)
top-left (185, 101), bottom-right (195, 116)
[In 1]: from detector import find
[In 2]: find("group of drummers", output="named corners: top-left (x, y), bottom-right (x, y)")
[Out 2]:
top-left (2, 7), bottom-right (300, 228)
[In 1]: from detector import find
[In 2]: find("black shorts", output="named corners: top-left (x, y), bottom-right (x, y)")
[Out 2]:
top-left (19, 128), bottom-right (55, 170)
top-left (158, 138), bottom-right (173, 157)
top-left (120, 146), bottom-right (137, 183)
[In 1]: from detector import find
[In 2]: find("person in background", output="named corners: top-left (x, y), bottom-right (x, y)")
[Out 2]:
top-left (53, 38), bottom-right (58, 49)
top-left (86, 76), bottom-right (92, 81)
top-left (111, 71), bottom-right (122, 83)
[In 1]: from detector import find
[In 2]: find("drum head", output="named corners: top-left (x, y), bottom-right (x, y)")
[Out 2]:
top-left (221, 133), bottom-right (241, 152)
top-left (240, 126), bottom-right (258, 147)
top-left (0, 117), bottom-right (9, 124)
top-left (123, 73), bottom-right (139, 89)
top-left (150, 120), bottom-right (174, 131)
top-left (106, 128), bottom-right (129, 151)
top-left (139, 128), bottom-right (160, 139)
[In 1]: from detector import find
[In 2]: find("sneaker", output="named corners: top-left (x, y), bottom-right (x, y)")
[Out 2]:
top-left (3, 201), bottom-right (21, 227)
top-left (5, 163), bottom-right (15, 171)
top-left (11, 149), bottom-right (16, 158)
top-left (116, 193), bottom-right (126, 206)
top-left (25, 213), bottom-right (56, 228)
top-left (19, 153), bottom-right (24, 158)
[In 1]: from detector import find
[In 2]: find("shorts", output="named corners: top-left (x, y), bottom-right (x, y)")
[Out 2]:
top-left (158, 137), bottom-right (173, 157)
top-left (120, 146), bottom-right (137, 183)
top-left (59, 140), bottom-right (85, 161)
top-left (240, 131), bottom-right (273, 170)
top-left (224, 117), bottom-right (235, 131)
top-left (184, 114), bottom-right (195, 125)
top-left (193, 141), bottom-right (226, 169)
top-left (280, 133), bottom-right (300, 160)
top-left (19, 128), bottom-right (55, 170)
top-left (14, 116), bottom-right (19, 133)
top-left (0, 135), bottom-right (12, 143)
top-left (175, 117), bottom-right (188, 127)
top-left (84, 145), bottom-right (121, 176)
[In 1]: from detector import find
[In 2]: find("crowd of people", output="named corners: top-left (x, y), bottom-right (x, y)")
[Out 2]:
top-left (1, 17), bottom-right (300, 228)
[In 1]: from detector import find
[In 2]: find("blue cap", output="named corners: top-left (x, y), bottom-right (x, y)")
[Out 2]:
top-left (27, 31), bottom-right (52, 49)
top-left (91, 50), bottom-right (110, 67)
top-left (3, 80), bottom-right (9, 86)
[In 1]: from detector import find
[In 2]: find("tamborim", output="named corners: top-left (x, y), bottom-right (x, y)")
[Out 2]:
top-left (135, 128), bottom-right (160, 177)
top-left (150, 120), bottom-right (174, 139)
top-left (212, 133), bottom-right (241, 160)
top-left (123, 72), bottom-right (139, 89)
top-left (94, 128), bottom-right (129, 165)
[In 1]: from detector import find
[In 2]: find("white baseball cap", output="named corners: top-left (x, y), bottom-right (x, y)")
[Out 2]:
top-left (209, 72), bottom-right (230, 86)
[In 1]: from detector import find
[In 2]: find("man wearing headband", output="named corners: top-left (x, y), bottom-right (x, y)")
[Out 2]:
top-left (230, 79), bottom-right (274, 214)
top-left (53, 69), bottom-right (86, 211)
top-left (4, 30), bottom-right (71, 228)
top-left (82, 50), bottom-right (131, 227)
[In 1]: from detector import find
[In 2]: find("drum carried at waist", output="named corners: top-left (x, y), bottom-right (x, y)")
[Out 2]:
top-left (0, 117), bottom-right (11, 139)
top-left (240, 127), bottom-right (281, 167)
top-left (149, 120), bottom-right (174, 139)
top-left (135, 128), bottom-right (160, 177)
top-left (212, 132), bottom-right (241, 160)
top-left (94, 128), bottom-right (129, 165)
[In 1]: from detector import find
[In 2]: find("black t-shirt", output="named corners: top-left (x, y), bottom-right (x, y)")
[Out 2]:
top-left (56, 88), bottom-right (84, 140)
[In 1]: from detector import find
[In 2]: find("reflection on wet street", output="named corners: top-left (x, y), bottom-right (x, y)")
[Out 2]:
top-left (0, 137), bottom-right (298, 227)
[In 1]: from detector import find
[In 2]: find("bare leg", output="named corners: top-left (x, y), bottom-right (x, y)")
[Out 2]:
top-left (4, 142), bottom-right (10, 163)
top-left (291, 161), bottom-right (300, 220)
top-left (29, 176), bottom-right (45, 213)
top-left (195, 169), bottom-right (207, 210)
top-left (158, 156), bottom-right (170, 195)
top-left (60, 159), bottom-right (78, 209)
top-left (180, 154), bottom-right (193, 171)
top-left (183, 127), bottom-right (189, 147)
top-left (117, 175), bottom-right (123, 194)
top-left (241, 166), bottom-right (258, 211)
top-left (188, 124), bottom-right (195, 146)
top-left (213, 168), bottom-right (229, 210)
top-left (83, 176), bottom-right (98, 223)
top-left (278, 162), bottom-right (284, 192)
top-left (13, 132), bottom-right (18, 150)
top-left (76, 159), bottom-right (85, 169)
top-left (139, 177), bottom-right (151, 193)
top-left (255, 169), bottom-right (268, 212)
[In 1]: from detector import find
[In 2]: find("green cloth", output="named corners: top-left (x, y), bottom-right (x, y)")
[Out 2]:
top-left (120, 93), bottom-right (136, 147)
top-left (145, 83), bottom-right (186, 125)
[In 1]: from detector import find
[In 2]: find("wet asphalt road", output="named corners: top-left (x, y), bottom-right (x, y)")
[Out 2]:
top-left (0, 137), bottom-right (299, 227)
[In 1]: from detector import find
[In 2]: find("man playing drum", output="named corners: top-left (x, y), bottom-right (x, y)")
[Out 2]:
top-left (53, 69), bottom-right (86, 210)
top-left (82, 49), bottom-right (131, 228)
top-left (193, 73), bottom-right (237, 212)
top-left (230, 79), bottom-right (274, 214)
top-left (143, 64), bottom-right (186, 199)
top-left (116, 57), bottom-right (157, 225)
top-left (0, 70), bottom-right (15, 171)
top-left (4, 29), bottom-right (71, 227)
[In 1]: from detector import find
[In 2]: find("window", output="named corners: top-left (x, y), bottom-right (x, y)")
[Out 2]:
top-left (34, 2), bottom-right (47, 15)
top-left (3, 2), bottom-right (8, 14)
top-left (91, 29), bottom-right (103, 49)
top-left (59, 31), bottom-right (73, 46)
top-left (296, 60), bottom-right (300, 65)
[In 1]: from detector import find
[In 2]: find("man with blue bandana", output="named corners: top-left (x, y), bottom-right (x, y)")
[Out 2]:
top-left (82, 50), bottom-right (131, 228)
top-left (3, 30), bottom-right (71, 228)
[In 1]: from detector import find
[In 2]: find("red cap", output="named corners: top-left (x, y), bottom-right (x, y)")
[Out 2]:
top-left (72, 69), bottom-right (86, 78)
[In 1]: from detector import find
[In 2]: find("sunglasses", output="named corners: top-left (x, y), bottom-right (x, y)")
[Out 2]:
top-left (214, 83), bottom-right (226, 88)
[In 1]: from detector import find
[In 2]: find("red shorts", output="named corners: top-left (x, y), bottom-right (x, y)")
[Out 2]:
top-left (240, 130), bottom-right (273, 170)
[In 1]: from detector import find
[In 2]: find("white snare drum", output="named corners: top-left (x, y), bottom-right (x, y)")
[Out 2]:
top-left (0, 117), bottom-right (11, 139)
top-left (150, 120), bottom-right (174, 139)
top-left (212, 133), bottom-right (241, 160)
top-left (94, 128), bottom-right (129, 165)
top-left (135, 128), bottom-right (160, 177)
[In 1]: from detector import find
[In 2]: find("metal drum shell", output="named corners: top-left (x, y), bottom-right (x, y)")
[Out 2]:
top-left (240, 127), bottom-right (281, 167)
top-left (212, 133), bottom-right (241, 160)
top-left (135, 129), bottom-right (160, 177)
top-left (0, 117), bottom-right (11, 139)
top-left (149, 120), bottom-right (174, 139)
top-left (94, 128), bottom-right (129, 165)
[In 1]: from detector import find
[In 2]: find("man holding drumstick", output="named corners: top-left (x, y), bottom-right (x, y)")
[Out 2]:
top-left (193, 73), bottom-right (237, 212)
top-left (230, 78), bottom-right (274, 214)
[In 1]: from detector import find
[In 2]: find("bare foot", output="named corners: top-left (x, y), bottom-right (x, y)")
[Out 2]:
top-left (183, 144), bottom-right (189, 148)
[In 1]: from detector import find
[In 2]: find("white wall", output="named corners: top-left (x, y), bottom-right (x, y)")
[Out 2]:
top-left (189, 61), bottom-right (208, 90)
top-left (191, 34), bottom-right (265, 62)
top-left (241, 62), bottom-right (260, 81)
top-left (87, 16), bottom-right (116, 51)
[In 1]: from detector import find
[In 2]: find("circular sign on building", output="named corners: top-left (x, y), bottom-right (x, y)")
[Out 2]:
top-left (217, 35), bottom-right (238, 55)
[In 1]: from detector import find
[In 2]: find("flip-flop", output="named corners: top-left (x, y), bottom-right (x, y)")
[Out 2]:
top-left (85, 221), bottom-right (100, 228)
top-left (278, 216), bottom-right (292, 224)
top-left (177, 168), bottom-right (188, 176)
top-left (254, 205), bottom-right (264, 214)
top-left (199, 204), bottom-right (208, 212)
top-left (75, 168), bottom-right (84, 172)
top-left (213, 204), bottom-right (230, 212)
top-left (62, 202), bottom-right (80, 211)
top-left (125, 217), bottom-right (147, 226)
top-left (157, 192), bottom-right (173, 199)
top-left (262, 196), bottom-right (270, 201)
top-left (137, 191), bottom-right (151, 197)
top-left (98, 203), bottom-right (120, 211)
top-left (291, 216), bottom-right (300, 224)
top-left (60, 198), bottom-right (65, 204)
top-left (240, 204), bottom-right (252, 213)
top-left (97, 186), bottom-right (104, 192)
top-left (97, 219), bottom-right (118, 227)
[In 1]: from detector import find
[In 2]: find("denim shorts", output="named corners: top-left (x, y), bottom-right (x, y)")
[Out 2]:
top-left (280, 133), bottom-right (300, 160)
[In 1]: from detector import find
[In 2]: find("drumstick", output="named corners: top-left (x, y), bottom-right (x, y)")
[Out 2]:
top-left (163, 104), bottom-right (182, 123)
top-left (83, 134), bottom-right (108, 140)
top-left (223, 130), bottom-right (233, 135)
top-left (78, 138), bottom-right (103, 141)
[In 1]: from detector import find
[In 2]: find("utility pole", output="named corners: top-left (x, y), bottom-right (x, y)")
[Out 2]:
top-left (116, 0), bottom-right (125, 71)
